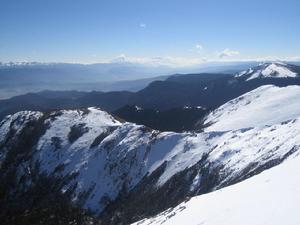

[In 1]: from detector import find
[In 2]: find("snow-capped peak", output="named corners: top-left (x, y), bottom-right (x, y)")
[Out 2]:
top-left (235, 62), bottom-right (298, 81)
top-left (0, 61), bottom-right (52, 68)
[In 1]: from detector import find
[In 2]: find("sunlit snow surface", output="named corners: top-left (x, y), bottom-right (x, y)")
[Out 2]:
top-left (133, 154), bottom-right (300, 225)
top-left (235, 62), bottom-right (298, 80)
top-left (205, 85), bottom-right (300, 131)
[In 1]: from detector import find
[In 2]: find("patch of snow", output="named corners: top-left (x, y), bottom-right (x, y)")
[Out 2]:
top-left (236, 68), bottom-right (253, 77)
top-left (135, 105), bottom-right (143, 111)
top-left (247, 70), bottom-right (261, 80)
top-left (189, 173), bottom-right (202, 192)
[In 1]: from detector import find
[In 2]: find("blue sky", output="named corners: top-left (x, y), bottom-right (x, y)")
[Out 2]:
top-left (1, 0), bottom-right (300, 65)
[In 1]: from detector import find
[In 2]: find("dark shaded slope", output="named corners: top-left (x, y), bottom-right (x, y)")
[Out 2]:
top-left (0, 91), bottom-right (133, 121)
top-left (113, 105), bottom-right (209, 132)
top-left (129, 73), bottom-right (232, 110)
top-left (75, 91), bottom-right (134, 111)
top-left (131, 74), bottom-right (300, 110)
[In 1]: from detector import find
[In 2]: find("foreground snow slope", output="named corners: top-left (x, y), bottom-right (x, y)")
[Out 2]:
top-left (204, 85), bottom-right (300, 131)
top-left (134, 153), bottom-right (300, 225)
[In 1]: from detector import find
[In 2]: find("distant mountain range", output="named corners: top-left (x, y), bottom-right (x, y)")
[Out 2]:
top-left (1, 62), bottom-right (300, 132)
top-left (0, 61), bottom-right (260, 99)
top-left (0, 62), bottom-right (170, 99)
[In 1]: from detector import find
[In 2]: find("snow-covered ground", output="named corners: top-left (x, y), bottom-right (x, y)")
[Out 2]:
top-left (204, 85), bottom-right (300, 131)
top-left (133, 153), bottom-right (300, 225)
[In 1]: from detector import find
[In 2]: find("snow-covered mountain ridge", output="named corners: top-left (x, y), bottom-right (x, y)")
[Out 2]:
top-left (1, 84), bottom-right (300, 224)
top-left (204, 85), bottom-right (300, 131)
top-left (235, 62), bottom-right (299, 81)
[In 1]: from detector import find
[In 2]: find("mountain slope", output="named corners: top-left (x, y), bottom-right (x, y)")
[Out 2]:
top-left (204, 85), bottom-right (300, 131)
top-left (1, 106), bottom-right (299, 224)
top-left (133, 152), bottom-right (300, 225)
top-left (1, 83), bottom-right (300, 224)
top-left (235, 62), bottom-right (300, 81)
top-left (113, 105), bottom-right (209, 132)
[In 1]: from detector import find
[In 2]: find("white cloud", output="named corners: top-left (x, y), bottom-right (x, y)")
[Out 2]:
top-left (110, 54), bottom-right (205, 67)
top-left (139, 23), bottom-right (146, 28)
top-left (219, 48), bottom-right (240, 58)
top-left (110, 54), bottom-right (127, 63)
top-left (80, 52), bottom-right (300, 66)
top-left (229, 55), bottom-right (300, 62)
top-left (195, 43), bottom-right (203, 50)
top-left (110, 53), bottom-right (300, 67)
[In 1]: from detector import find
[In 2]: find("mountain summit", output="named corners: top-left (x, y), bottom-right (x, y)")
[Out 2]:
top-left (235, 62), bottom-right (300, 81)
